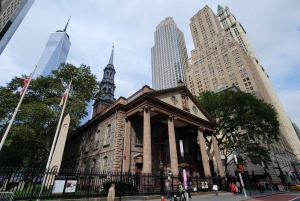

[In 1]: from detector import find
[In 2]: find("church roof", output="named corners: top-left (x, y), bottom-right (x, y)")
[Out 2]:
top-left (69, 84), bottom-right (216, 140)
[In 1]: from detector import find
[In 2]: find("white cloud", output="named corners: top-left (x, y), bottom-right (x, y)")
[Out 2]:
top-left (0, 0), bottom-right (299, 129)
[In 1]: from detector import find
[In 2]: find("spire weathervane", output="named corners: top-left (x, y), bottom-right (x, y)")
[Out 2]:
top-left (109, 43), bottom-right (114, 65)
top-left (63, 16), bottom-right (71, 32)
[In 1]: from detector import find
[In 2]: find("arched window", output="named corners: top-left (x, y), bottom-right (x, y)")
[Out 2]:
top-left (95, 129), bottom-right (100, 148)
top-left (106, 125), bottom-right (111, 145)
top-left (135, 124), bottom-right (143, 145)
top-left (102, 157), bottom-right (108, 172)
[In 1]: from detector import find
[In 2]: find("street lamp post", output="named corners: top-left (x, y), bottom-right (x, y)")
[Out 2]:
top-left (234, 153), bottom-right (247, 197)
top-left (261, 161), bottom-right (273, 193)
top-left (273, 154), bottom-right (289, 192)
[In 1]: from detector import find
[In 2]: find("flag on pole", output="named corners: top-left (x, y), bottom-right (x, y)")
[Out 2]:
top-left (59, 84), bottom-right (70, 107)
top-left (20, 75), bottom-right (31, 96)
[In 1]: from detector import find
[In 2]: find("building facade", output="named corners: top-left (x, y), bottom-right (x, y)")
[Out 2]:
top-left (151, 17), bottom-right (189, 90)
top-left (33, 18), bottom-right (71, 78)
top-left (0, 0), bottom-right (35, 54)
top-left (62, 83), bottom-right (224, 179)
top-left (61, 48), bottom-right (223, 179)
top-left (185, 5), bottom-right (299, 182)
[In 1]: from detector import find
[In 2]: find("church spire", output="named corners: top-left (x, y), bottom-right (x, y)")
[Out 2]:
top-left (63, 16), bottom-right (71, 32)
top-left (108, 43), bottom-right (114, 65)
top-left (217, 5), bottom-right (224, 14)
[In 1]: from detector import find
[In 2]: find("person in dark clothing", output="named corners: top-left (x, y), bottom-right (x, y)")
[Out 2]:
top-left (257, 181), bottom-right (264, 193)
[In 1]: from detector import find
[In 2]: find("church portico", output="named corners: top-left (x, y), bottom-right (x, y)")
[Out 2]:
top-left (123, 97), bottom-right (217, 177)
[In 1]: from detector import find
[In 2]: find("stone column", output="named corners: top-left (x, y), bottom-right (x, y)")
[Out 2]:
top-left (212, 134), bottom-right (225, 177)
top-left (168, 116), bottom-right (179, 176)
top-left (123, 117), bottom-right (131, 173)
top-left (198, 128), bottom-right (211, 177)
top-left (142, 106), bottom-right (152, 174)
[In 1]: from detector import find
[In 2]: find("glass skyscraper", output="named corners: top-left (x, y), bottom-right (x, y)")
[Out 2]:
top-left (34, 19), bottom-right (71, 78)
top-left (151, 17), bottom-right (189, 90)
top-left (0, 0), bottom-right (35, 55)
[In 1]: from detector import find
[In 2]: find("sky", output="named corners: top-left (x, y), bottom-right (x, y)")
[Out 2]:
top-left (0, 0), bottom-right (299, 126)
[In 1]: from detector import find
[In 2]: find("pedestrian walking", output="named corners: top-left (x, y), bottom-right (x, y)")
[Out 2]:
top-left (212, 184), bottom-right (218, 196)
top-left (231, 183), bottom-right (237, 195)
top-left (166, 180), bottom-right (172, 199)
top-left (257, 181), bottom-right (264, 193)
top-left (187, 187), bottom-right (191, 199)
top-left (236, 181), bottom-right (242, 194)
top-left (178, 181), bottom-right (186, 201)
top-left (107, 183), bottom-right (115, 201)
top-left (229, 182), bottom-right (232, 193)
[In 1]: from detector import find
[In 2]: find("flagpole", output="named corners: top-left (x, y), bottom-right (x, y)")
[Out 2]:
top-left (0, 65), bottom-right (37, 151)
top-left (37, 80), bottom-right (72, 201)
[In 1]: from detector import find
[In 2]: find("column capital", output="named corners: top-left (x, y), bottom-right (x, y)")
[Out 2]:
top-left (144, 105), bottom-right (150, 112)
top-left (168, 115), bottom-right (178, 121)
top-left (125, 117), bottom-right (129, 122)
top-left (212, 130), bottom-right (217, 136)
top-left (198, 127), bottom-right (206, 132)
top-left (138, 108), bottom-right (144, 112)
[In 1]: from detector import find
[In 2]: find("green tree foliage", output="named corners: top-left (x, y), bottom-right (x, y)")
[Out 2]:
top-left (196, 89), bottom-right (280, 170)
top-left (0, 63), bottom-right (100, 166)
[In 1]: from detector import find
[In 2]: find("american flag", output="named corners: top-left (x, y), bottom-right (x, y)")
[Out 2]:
top-left (20, 75), bottom-right (31, 96)
top-left (59, 84), bottom-right (70, 107)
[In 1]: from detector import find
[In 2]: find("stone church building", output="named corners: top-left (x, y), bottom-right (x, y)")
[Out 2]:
top-left (61, 47), bottom-right (225, 178)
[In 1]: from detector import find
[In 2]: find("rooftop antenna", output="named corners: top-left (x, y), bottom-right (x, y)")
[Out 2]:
top-left (63, 16), bottom-right (71, 32)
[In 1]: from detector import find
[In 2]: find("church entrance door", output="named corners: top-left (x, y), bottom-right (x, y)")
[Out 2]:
top-left (135, 163), bottom-right (143, 187)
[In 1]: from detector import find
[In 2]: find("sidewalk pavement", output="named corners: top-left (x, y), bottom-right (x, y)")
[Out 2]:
top-left (184, 190), bottom-right (288, 201)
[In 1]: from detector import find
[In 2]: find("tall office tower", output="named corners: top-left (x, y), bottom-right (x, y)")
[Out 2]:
top-left (34, 18), bottom-right (71, 78)
top-left (151, 17), bottom-right (189, 90)
top-left (0, 0), bottom-right (35, 54)
top-left (215, 5), bottom-right (300, 162)
top-left (186, 5), bottom-right (300, 178)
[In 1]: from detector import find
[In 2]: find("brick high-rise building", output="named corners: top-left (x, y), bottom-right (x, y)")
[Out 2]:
top-left (151, 17), bottom-right (189, 90)
top-left (186, 5), bottom-right (300, 180)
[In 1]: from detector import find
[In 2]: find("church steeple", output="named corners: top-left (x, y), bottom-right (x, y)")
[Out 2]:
top-left (93, 45), bottom-right (116, 116)
top-left (108, 43), bottom-right (114, 65)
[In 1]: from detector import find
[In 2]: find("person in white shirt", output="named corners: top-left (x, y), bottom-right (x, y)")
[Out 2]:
top-left (236, 181), bottom-right (242, 194)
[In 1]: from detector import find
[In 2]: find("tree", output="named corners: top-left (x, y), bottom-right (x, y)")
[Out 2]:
top-left (0, 63), bottom-right (101, 166)
top-left (196, 89), bottom-right (280, 172)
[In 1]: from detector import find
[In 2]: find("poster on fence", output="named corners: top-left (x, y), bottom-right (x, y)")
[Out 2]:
top-left (64, 180), bottom-right (77, 193)
top-left (52, 180), bottom-right (66, 194)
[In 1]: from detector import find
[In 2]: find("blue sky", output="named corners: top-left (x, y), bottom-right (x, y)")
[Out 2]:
top-left (0, 0), bottom-right (299, 126)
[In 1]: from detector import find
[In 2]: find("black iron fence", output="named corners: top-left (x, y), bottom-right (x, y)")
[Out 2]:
top-left (0, 167), bottom-right (229, 200)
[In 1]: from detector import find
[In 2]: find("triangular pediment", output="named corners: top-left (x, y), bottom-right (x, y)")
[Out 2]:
top-left (152, 88), bottom-right (210, 121)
